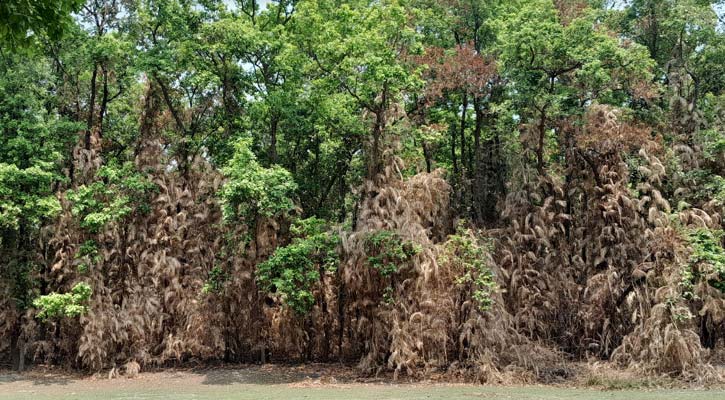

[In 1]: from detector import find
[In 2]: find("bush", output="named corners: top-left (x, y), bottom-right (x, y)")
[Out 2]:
top-left (256, 217), bottom-right (339, 314)
top-left (684, 228), bottom-right (725, 294)
top-left (66, 163), bottom-right (157, 232)
top-left (220, 138), bottom-right (297, 222)
top-left (364, 230), bottom-right (421, 277)
top-left (442, 224), bottom-right (496, 311)
top-left (202, 264), bottom-right (227, 294)
top-left (33, 282), bottom-right (92, 321)
top-left (75, 240), bottom-right (101, 273)
top-left (0, 163), bottom-right (61, 232)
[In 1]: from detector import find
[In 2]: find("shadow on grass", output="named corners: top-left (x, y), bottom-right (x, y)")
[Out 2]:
top-left (192, 364), bottom-right (343, 386)
top-left (0, 371), bottom-right (73, 386)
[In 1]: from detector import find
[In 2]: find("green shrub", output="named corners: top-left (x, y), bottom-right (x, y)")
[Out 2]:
top-left (33, 282), bottom-right (92, 321)
top-left (202, 264), bottom-right (228, 294)
top-left (699, 127), bottom-right (725, 163)
top-left (0, 163), bottom-right (61, 232)
top-left (678, 169), bottom-right (725, 207)
top-left (256, 217), bottom-right (339, 314)
top-left (684, 228), bottom-right (725, 294)
top-left (75, 240), bottom-right (101, 273)
top-left (442, 224), bottom-right (496, 311)
top-left (364, 230), bottom-right (421, 277)
top-left (66, 163), bottom-right (156, 232)
top-left (220, 138), bottom-right (297, 222)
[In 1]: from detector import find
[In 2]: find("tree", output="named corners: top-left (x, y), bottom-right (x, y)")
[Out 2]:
top-left (0, 53), bottom-right (81, 370)
top-left (220, 138), bottom-right (297, 222)
top-left (294, 0), bottom-right (423, 178)
top-left (498, 0), bottom-right (653, 174)
top-left (0, 0), bottom-right (84, 48)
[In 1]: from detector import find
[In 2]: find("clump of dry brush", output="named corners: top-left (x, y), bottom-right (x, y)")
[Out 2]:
top-left (16, 86), bottom-right (283, 371)
top-left (496, 105), bottom-right (724, 382)
top-left (2, 98), bottom-right (722, 384)
top-left (339, 147), bottom-right (558, 382)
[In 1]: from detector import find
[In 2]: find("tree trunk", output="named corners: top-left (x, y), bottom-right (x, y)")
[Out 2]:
top-left (423, 142), bottom-right (432, 173)
top-left (337, 278), bottom-right (346, 358)
top-left (85, 64), bottom-right (98, 150)
top-left (472, 97), bottom-right (484, 223)
top-left (459, 92), bottom-right (468, 176)
top-left (269, 111), bottom-right (279, 164)
top-left (98, 65), bottom-right (109, 140)
top-left (450, 124), bottom-right (458, 175)
top-left (370, 108), bottom-right (386, 179)
top-left (536, 106), bottom-right (547, 174)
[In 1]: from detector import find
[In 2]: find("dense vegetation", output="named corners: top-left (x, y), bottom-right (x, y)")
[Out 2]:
top-left (0, 0), bottom-right (723, 383)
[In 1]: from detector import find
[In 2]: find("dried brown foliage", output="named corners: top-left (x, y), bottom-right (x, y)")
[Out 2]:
top-left (554, 0), bottom-right (588, 25)
top-left (413, 44), bottom-right (496, 104)
top-left (12, 86), bottom-right (285, 370)
top-left (2, 89), bottom-right (722, 385)
top-left (495, 107), bottom-right (723, 381)
top-left (338, 147), bottom-right (556, 382)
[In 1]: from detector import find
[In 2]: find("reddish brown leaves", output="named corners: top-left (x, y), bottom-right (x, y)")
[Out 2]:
top-left (413, 44), bottom-right (496, 105)
top-left (576, 104), bottom-right (661, 154)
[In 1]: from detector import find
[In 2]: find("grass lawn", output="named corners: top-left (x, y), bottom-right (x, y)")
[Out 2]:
top-left (1, 367), bottom-right (724, 400)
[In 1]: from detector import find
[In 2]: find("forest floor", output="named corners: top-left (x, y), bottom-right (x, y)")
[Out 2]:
top-left (1, 364), bottom-right (724, 400)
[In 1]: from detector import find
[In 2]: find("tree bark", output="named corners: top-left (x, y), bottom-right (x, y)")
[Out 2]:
top-left (459, 92), bottom-right (468, 176)
top-left (98, 65), bottom-right (110, 139)
top-left (85, 64), bottom-right (98, 150)
top-left (269, 111), bottom-right (279, 164)
top-left (536, 106), bottom-right (548, 174)
top-left (472, 97), bottom-right (484, 223)
top-left (451, 124), bottom-right (458, 175)
top-left (423, 142), bottom-right (432, 173)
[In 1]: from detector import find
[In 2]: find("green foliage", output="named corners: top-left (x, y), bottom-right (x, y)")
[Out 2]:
top-left (0, 0), bottom-right (84, 48)
top-left (202, 265), bottom-right (228, 295)
top-left (699, 127), bottom-right (725, 163)
top-left (0, 57), bottom-right (80, 167)
top-left (256, 217), bottom-right (340, 314)
top-left (33, 282), bottom-right (92, 321)
top-left (0, 53), bottom-right (80, 317)
top-left (679, 169), bottom-right (725, 207)
top-left (66, 164), bottom-right (157, 232)
top-left (684, 228), bottom-right (725, 294)
top-left (0, 163), bottom-right (61, 232)
top-left (705, 175), bottom-right (725, 207)
top-left (443, 224), bottom-right (496, 311)
top-left (77, 240), bottom-right (100, 259)
top-left (4, 259), bottom-right (38, 310)
top-left (220, 138), bottom-right (297, 222)
top-left (75, 240), bottom-right (101, 273)
top-left (295, 0), bottom-right (424, 109)
top-left (619, 0), bottom-right (720, 72)
top-left (0, 55), bottom-right (78, 236)
top-left (364, 230), bottom-right (421, 277)
top-left (497, 0), bottom-right (654, 169)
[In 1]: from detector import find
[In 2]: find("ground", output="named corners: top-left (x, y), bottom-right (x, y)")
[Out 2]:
top-left (1, 365), bottom-right (724, 400)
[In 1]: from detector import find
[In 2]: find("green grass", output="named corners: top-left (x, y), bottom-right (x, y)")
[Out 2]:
top-left (2, 376), bottom-right (724, 400)
top-left (583, 374), bottom-right (665, 391)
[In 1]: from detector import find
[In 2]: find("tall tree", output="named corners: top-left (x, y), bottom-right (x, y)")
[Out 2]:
top-left (0, 0), bottom-right (84, 48)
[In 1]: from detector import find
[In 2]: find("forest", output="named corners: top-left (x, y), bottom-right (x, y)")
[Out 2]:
top-left (0, 0), bottom-right (724, 384)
